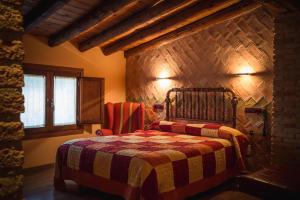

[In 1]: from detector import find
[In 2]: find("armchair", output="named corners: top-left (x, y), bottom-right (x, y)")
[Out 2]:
top-left (96, 102), bottom-right (145, 136)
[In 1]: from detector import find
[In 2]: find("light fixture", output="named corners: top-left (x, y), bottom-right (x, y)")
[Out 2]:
top-left (156, 77), bottom-right (170, 88)
top-left (236, 65), bottom-right (254, 75)
top-left (156, 69), bottom-right (171, 88)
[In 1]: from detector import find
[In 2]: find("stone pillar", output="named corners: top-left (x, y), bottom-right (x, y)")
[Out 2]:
top-left (0, 0), bottom-right (25, 199)
top-left (272, 11), bottom-right (300, 166)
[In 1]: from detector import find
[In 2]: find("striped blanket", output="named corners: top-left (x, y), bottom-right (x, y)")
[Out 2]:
top-left (54, 123), bottom-right (248, 200)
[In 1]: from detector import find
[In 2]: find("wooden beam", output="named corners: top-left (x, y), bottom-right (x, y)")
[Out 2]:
top-left (48, 0), bottom-right (157, 47)
top-left (102, 0), bottom-right (241, 55)
top-left (125, 1), bottom-right (261, 57)
top-left (78, 0), bottom-right (199, 52)
top-left (24, 0), bottom-right (71, 32)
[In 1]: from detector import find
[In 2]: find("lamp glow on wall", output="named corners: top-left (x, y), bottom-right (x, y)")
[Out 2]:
top-left (234, 65), bottom-right (257, 94)
top-left (236, 65), bottom-right (254, 76)
top-left (156, 69), bottom-right (171, 89)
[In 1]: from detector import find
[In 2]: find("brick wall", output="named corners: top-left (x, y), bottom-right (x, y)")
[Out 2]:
top-left (0, 0), bottom-right (24, 199)
top-left (126, 8), bottom-right (274, 170)
top-left (272, 11), bottom-right (300, 166)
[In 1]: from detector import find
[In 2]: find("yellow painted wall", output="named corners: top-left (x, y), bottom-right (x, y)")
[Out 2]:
top-left (22, 34), bottom-right (126, 168)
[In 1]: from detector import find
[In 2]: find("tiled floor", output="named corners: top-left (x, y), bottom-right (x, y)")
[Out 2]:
top-left (24, 166), bottom-right (259, 200)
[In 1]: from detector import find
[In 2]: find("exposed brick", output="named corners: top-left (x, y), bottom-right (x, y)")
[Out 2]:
top-left (0, 40), bottom-right (24, 61)
top-left (0, 4), bottom-right (23, 32)
top-left (0, 175), bottom-right (23, 198)
top-left (272, 11), bottom-right (300, 166)
top-left (0, 1), bottom-right (24, 199)
top-left (0, 64), bottom-right (23, 88)
top-left (0, 122), bottom-right (24, 141)
top-left (0, 88), bottom-right (24, 114)
top-left (0, 148), bottom-right (24, 168)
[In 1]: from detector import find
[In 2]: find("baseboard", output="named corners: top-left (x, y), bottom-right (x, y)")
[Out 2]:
top-left (23, 163), bottom-right (55, 175)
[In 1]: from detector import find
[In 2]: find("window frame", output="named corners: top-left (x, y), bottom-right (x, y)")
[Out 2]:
top-left (23, 63), bottom-right (84, 140)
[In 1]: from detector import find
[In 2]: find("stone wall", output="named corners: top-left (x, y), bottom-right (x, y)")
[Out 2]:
top-left (272, 11), bottom-right (300, 166)
top-left (126, 8), bottom-right (274, 170)
top-left (0, 0), bottom-right (24, 199)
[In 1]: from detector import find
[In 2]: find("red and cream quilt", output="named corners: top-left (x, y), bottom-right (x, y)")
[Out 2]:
top-left (54, 123), bottom-right (248, 200)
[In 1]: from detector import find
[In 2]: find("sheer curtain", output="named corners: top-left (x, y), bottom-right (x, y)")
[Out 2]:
top-left (21, 74), bottom-right (46, 128)
top-left (54, 76), bottom-right (77, 126)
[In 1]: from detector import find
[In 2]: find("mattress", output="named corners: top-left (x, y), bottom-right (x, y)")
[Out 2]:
top-left (54, 124), bottom-right (248, 200)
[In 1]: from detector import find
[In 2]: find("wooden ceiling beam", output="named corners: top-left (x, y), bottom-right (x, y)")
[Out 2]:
top-left (24, 0), bottom-right (71, 32)
top-left (48, 0), bottom-right (157, 47)
top-left (102, 0), bottom-right (241, 55)
top-left (125, 0), bottom-right (261, 57)
top-left (78, 0), bottom-right (200, 52)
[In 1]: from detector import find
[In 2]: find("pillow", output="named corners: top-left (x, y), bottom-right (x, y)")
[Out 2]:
top-left (185, 124), bottom-right (204, 136)
top-left (149, 120), bottom-right (186, 133)
top-left (186, 123), bottom-right (222, 137)
top-left (168, 122), bottom-right (186, 133)
top-left (158, 121), bottom-right (175, 132)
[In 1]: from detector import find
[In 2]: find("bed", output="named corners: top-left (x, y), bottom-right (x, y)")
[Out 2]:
top-left (54, 88), bottom-right (248, 200)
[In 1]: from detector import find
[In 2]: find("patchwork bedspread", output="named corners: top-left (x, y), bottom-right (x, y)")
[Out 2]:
top-left (55, 124), bottom-right (248, 200)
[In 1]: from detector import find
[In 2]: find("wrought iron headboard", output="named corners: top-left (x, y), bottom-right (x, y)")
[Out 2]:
top-left (165, 87), bottom-right (238, 128)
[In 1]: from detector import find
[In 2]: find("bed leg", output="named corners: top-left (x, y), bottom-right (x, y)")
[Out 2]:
top-left (54, 177), bottom-right (66, 191)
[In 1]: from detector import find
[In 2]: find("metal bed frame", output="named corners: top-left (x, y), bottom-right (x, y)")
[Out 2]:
top-left (165, 87), bottom-right (238, 128)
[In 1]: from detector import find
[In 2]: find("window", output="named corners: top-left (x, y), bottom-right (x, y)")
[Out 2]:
top-left (22, 64), bottom-right (104, 139)
top-left (21, 74), bottom-right (46, 128)
top-left (54, 76), bottom-right (77, 126)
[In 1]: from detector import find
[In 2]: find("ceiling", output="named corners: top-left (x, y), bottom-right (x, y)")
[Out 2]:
top-left (22, 0), bottom-right (299, 56)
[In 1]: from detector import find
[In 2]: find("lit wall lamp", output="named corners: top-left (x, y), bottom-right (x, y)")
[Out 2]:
top-left (236, 65), bottom-right (254, 76)
top-left (236, 72), bottom-right (251, 76)
top-left (156, 70), bottom-right (172, 89)
top-left (156, 77), bottom-right (171, 89)
top-left (156, 77), bottom-right (169, 80)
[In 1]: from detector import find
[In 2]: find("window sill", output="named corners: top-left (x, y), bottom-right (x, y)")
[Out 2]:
top-left (23, 128), bottom-right (84, 140)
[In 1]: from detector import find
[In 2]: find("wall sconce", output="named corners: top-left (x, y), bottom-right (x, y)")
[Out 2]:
top-left (156, 70), bottom-right (172, 88)
top-left (236, 65), bottom-right (254, 76)
top-left (156, 77), bottom-right (171, 88)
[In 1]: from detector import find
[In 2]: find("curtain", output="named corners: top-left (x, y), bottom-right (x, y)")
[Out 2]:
top-left (21, 74), bottom-right (46, 128)
top-left (54, 76), bottom-right (77, 126)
